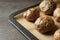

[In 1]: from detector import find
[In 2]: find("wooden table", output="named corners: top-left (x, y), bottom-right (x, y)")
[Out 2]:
top-left (0, 0), bottom-right (27, 40)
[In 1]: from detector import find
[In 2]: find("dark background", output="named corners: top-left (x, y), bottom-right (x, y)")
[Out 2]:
top-left (0, 0), bottom-right (28, 40)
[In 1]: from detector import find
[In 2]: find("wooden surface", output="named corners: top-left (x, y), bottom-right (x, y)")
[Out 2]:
top-left (0, 0), bottom-right (27, 40)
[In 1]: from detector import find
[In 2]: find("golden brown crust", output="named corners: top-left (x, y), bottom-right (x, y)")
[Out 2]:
top-left (54, 29), bottom-right (60, 40)
top-left (53, 7), bottom-right (60, 22)
top-left (23, 7), bottom-right (40, 22)
top-left (35, 16), bottom-right (55, 33)
top-left (53, 0), bottom-right (60, 4)
top-left (39, 0), bottom-right (56, 15)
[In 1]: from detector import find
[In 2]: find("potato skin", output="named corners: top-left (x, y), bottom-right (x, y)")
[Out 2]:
top-left (23, 7), bottom-right (40, 22)
top-left (39, 0), bottom-right (56, 15)
top-left (53, 0), bottom-right (60, 3)
top-left (54, 29), bottom-right (60, 40)
top-left (53, 8), bottom-right (60, 22)
top-left (35, 16), bottom-right (55, 33)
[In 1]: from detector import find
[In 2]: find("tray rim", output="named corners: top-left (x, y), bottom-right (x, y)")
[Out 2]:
top-left (8, 1), bottom-right (42, 40)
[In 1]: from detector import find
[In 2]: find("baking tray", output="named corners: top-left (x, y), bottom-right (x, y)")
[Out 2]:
top-left (8, 0), bottom-right (60, 40)
top-left (9, 0), bottom-right (42, 40)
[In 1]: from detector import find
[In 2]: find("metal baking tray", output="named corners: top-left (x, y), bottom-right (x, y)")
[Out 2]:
top-left (8, 0), bottom-right (42, 40)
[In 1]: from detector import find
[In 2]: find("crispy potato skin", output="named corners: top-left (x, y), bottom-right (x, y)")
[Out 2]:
top-left (35, 16), bottom-right (55, 33)
top-left (54, 29), bottom-right (60, 40)
top-left (23, 7), bottom-right (40, 22)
